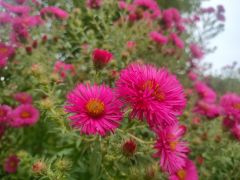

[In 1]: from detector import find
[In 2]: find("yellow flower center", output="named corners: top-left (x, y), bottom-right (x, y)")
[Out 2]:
top-left (142, 80), bottom-right (165, 101)
top-left (86, 99), bottom-right (105, 118)
top-left (20, 111), bottom-right (31, 118)
top-left (233, 103), bottom-right (240, 110)
top-left (177, 169), bottom-right (186, 180)
top-left (169, 141), bottom-right (178, 151)
top-left (0, 47), bottom-right (8, 54)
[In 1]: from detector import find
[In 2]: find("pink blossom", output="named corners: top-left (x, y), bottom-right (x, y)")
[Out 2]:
top-left (0, 43), bottom-right (15, 68)
top-left (187, 71), bottom-right (198, 81)
top-left (0, 12), bottom-right (12, 24)
top-left (169, 159), bottom-right (198, 180)
top-left (92, 49), bottom-right (113, 68)
top-left (4, 155), bottom-right (20, 173)
top-left (0, 105), bottom-right (12, 124)
top-left (65, 84), bottom-right (123, 136)
top-left (86, 0), bottom-right (102, 9)
top-left (53, 61), bottom-right (76, 79)
top-left (0, 1), bottom-right (31, 16)
top-left (126, 41), bottom-right (136, 50)
top-left (13, 92), bottom-right (33, 104)
top-left (170, 33), bottom-right (184, 49)
top-left (116, 63), bottom-right (186, 128)
top-left (154, 124), bottom-right (189, 173)
top-left (193, 101), bottom-right (220, 119)
top-left (149, 31), bottom-right (168, 45)
top-left (231, 123), bottom-right (240, 140)
top-left (189, 43), bottom-right (204, 60)
top-left (40, 6), bottom-right (69, 20)
top-left (10, 104), bottom-right (40, 127)
top-left (194, 81), bottom-right (217, 103)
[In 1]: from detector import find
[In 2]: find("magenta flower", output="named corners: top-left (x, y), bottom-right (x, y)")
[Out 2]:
top-left (86, 0), bottom-right (102, 9)
top-left (149, 31), bottom-right (168, 45)
top-left (65, 84), bottom-right (123, 136)
top-left (13, 92), bottom-right (33, 104)
top-left (169, 159), bottom-right (198, 180)
top-left (126, 41), bottom-right (136, 50)
top-left (220, 93), bottom-right (240, 120)
top-left (0, 105), bottom-right (12, 124)
top-left (116, 63), bottom-right (186, 128)
top-left (162, 8), bottom-right (182, 28)
top-left (170, 33), bottom-right (184, 49)
top-left (193, 101), bottom-right (220, 119)
top-left (187, 71), bottom-right (198, 81)
top-left (0, 1), bottom-right (31, 16)
top-left (0, 43), bottom-right (15, 68)
top-left (4, 155), bottom-right (20, 173)
top-left (222, 116), bottom-right (235, 129)
top-left (154, 124), bottom-right (189, 174)
top-left (10, 104), bottom-right (40, 127)
top-left (190, 44), bottom-right (204, 60)
top-left (15, 0), bottom-right (26, 4)
top-left (40, 6), bottom-right (69, 20)
top-left (54, 61), bottom-right (76, 79)
top-left (92, 49), bottom-right (113, 68)
top-left (194, 81), bottom-right (216, 103)
top-left (0, 12), bottom-right (12, 24)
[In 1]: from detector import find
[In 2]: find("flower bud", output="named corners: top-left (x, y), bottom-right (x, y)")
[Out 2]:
top-left (122, 139), bottom-right (137, 157)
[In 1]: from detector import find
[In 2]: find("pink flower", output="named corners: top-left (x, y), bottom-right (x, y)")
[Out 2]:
top-left (0, 12), bottom-right (12, 24)
top-left (4, 155), bottom-right (20, 173)
top-left (0, 105), bottom-right (12, 124)
top-left (231, 123), bottom-right (240, 140)
top-left (53, 61), bottom-right (76, 79)
top-left (118, 1), bottom-right (128, 10)
top-left (40, 6), bottom-right (69, 20)
top-left (190, 44), bottom-right (204, 60)
top-left (86, 0), bottom-right (102, 9)
top-left (220, 93), bottom-right (240, 120)
top-left (149, 31), bottom-right (168, 45)
top-left (10, 104), bottom-right (40, 127)
top-left (0, 1), bottom-right (31, 16)
top-left (92, 49), bottom-right (113, 68)
top-left (170, 33), bottom-right (184, 49)
top-left (169, 159), bottom-right (198, 180)
top-left (132, 0), bottom-right (161, 19)
top-left (193, 101), bottom-right (220, 119)
top-left (116, 63), bottom-right (186, 128)
top-left (162, 8), bottom-right (181, 28)
top-left (154, 124), bottom-right (189, 174)
top-left (222, 116), bottom-right (235, 129)
top-left (13, 92), bottom-right (33, 104)
top-left (217, 5), bottom-right (225, 13)
top-left (187, 71), bottom-right (198, 81)
top-left (200, 7), bottom-right (215, 14)
top-left (126, 41), bottom-right (136, 50)
top-left (194, 81), bottom-right (216, 103)
top-left (122, 139), bottom-right (137, 157)
top-left (15, 0), bottom-right (26, 4)
top-left (65, 84), bottom-right (123, 136)
top-left (0, 43), bottom-right (15, 68)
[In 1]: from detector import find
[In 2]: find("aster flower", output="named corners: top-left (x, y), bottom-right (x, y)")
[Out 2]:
top-left (149, 31), bottom-right (168, 45)
top-left (0, 43), bottom-right (15, 68)
top-left (162, 8), bottom-right (182, 28)
top-left (86, 0), bottom-right (102, 9)
top-left (0, 1), bottom-right (31, 16)
top-left (220, 93), bottom-right (240, 120)
top-left (13, 92), bottom-right (33, 104)
top-left (169, 159), bottom-right (198, 180)
top-left (187, 71), bottom-right (198, 81)
top-left (222, 116), bottom-right (235, 129)
top-left (10, 104), bottom-right (40, 127)
top-left (53, 61), bottom-right (76, 79)
top-left (40, 6), bottom-right (69, 20)
top-left (194, 81), bottom-right (216, 103)
top-left (170, 33), bottom-right (184, 49)
top-left (0, 105), bottom-right (12, 124)
top-left (65, 84), bottom-right (123, 136)
top-left (4, 155), bottom-right (20, 174)
top-left (193, 100), bottom-right (220, 119)
top-left (92, 49), bottom-right (113, 68)
top-left (116, 63), bottom-right (186, 128)
top-left (122, 139), bottom-right (137, 157)
top-left (0, 12), bottom-right (12, 24)
top-left (154, 124), bottom-right (189, 173)
top-left (189, 44), bottom-right (204, 60)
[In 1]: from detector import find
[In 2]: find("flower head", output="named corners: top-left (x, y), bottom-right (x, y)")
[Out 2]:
top-left (65, 84), bottom-right (123, 136)
top-left (0, 105), bottom-right (12, 124)
top-left (4, 155), bottom-right (20, 174)
top-left (193, 101), bottom-right (220, 119)
top-left (86, 0), bottom-right (102, 9)
top-left (10, 104), bottom-right (40, 127)
top-left (170, 33), bottom-right (184, 49)
top-left (194, 81), bottom-right (216, 103)
top-left (40, 6), bottom-right (68, 20)
top-left (149, 31), bottom-right (168, 45)
top-left (92, 49), bottom-right (113, 68)
top-left (220, 93), bottom-right (240, 120)
top-left (231, 123), bottom-right (240, 141)
top-left (0, 43), bottom-right (15, 68)
top-left (53, 61), bottom-right (76, 79)
top-left (116, 63), bottom-right (186, 128)
top-left (13, 92), bottom-right (33, 104)
top-left (169, 159), bottom-right (198, 180)
top-left (122, 139), bottom-right (137, 157)
top-left (190, 44), bottom-right (204, 60)
top-left (154, 124), bottom-right (189, 173)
